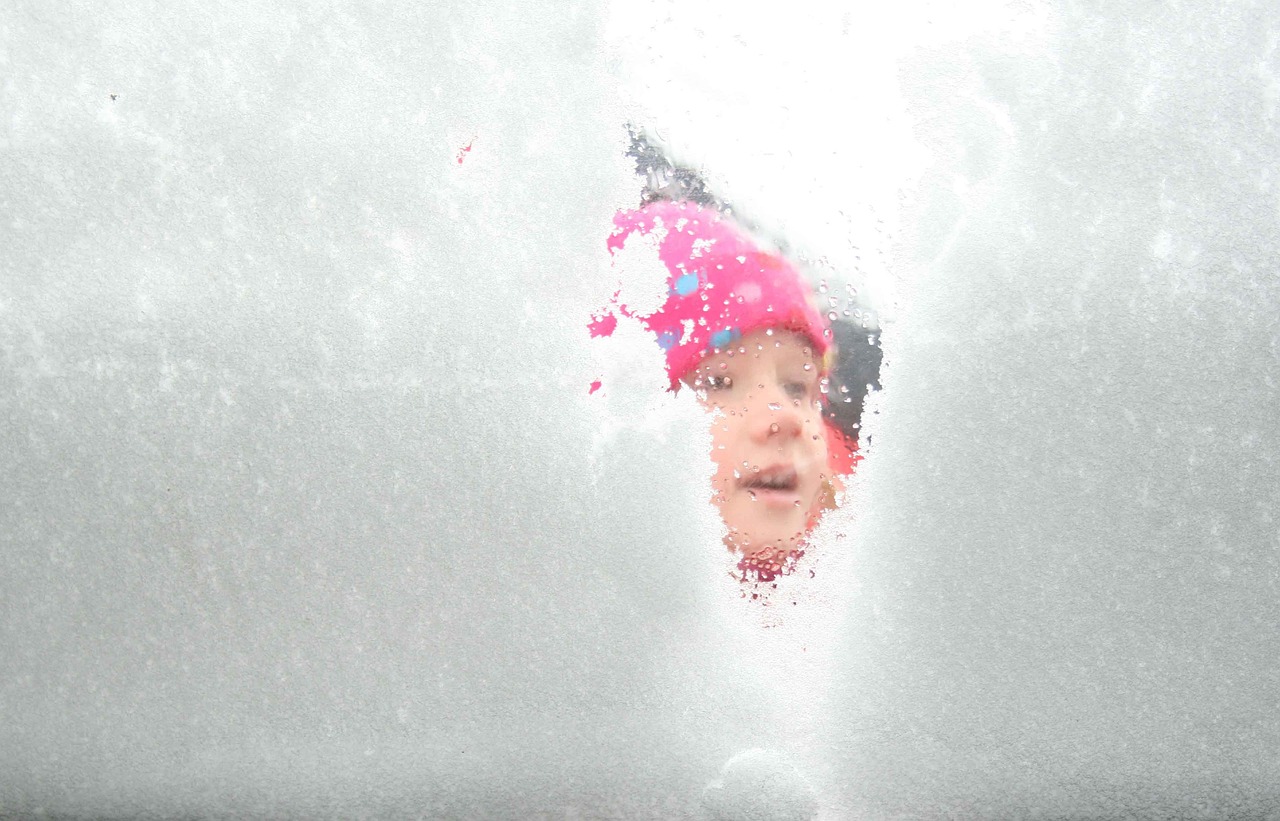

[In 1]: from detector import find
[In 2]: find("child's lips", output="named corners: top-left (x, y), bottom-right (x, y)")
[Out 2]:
top-left (745, 487), bottom-right (802, 508)
top-left (741, 464), bottom-right (804, 508)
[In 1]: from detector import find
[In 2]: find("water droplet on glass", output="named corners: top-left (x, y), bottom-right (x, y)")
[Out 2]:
top-left (768, 402), bottom-right (782, 411)
top-left (769, 422), bottom-right (780, 433)
top-left (827, 311), bottom-right (838, 321)
top-left (803, 363), bottom-right (812, 371)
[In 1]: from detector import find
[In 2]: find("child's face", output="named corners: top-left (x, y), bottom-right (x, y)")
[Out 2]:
top-left (685, 330), bottom-right (830, 557)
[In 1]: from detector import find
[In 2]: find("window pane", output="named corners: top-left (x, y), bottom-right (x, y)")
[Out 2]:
top-left (3, 1), bottom-right (1278, 817)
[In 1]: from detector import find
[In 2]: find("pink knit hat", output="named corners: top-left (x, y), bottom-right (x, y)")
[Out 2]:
top-left (589, 200), bottom-right (834, 391)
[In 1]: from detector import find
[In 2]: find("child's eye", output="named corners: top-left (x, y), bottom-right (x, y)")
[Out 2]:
top-left (782, 380), bottom-right (811, 400)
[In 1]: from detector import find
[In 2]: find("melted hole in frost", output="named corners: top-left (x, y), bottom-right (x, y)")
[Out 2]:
top-left (593, 129), bottom-right (884, 587)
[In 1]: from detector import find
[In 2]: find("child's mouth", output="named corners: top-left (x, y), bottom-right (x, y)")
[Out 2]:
top-left (742, 466), bottom-right (801, 505)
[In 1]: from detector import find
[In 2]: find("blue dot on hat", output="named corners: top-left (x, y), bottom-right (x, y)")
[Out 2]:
top-left (674, 273), bottom-right (699, 296)
top-left (710, 327), bottom-right (739, 349)
top-left (656, 330), bottom-right (680, 351)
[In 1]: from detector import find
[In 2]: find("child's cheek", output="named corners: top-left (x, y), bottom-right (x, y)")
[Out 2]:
top-left (705, 431), bottom-right (737, 503)
top-left (708, 448), bottom-right (733, 493)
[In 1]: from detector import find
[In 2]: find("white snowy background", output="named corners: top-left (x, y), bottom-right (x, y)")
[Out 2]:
top-left (3, 0), bottom-right (1279, 818)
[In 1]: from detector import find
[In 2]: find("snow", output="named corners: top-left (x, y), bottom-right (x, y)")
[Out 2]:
top-left (2, 0), bottom-right (1280, 817)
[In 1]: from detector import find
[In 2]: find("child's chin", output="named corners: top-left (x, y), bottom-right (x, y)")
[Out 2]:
top-left (725, 518), bottom-right (807, 557)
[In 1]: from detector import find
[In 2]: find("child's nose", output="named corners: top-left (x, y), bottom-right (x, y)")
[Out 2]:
top-left (750, 386), bottom-right (804, 441)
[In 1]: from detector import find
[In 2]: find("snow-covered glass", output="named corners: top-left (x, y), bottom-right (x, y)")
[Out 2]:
top-left (3, 1), bottom-right (1278, 817)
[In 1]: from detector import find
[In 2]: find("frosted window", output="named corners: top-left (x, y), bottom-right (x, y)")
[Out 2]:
top-left (3, 1), bottom-right (1278, 817)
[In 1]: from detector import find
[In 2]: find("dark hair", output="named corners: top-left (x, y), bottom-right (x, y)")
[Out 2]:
top-left (824, 319), bottom-right (882, 444)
